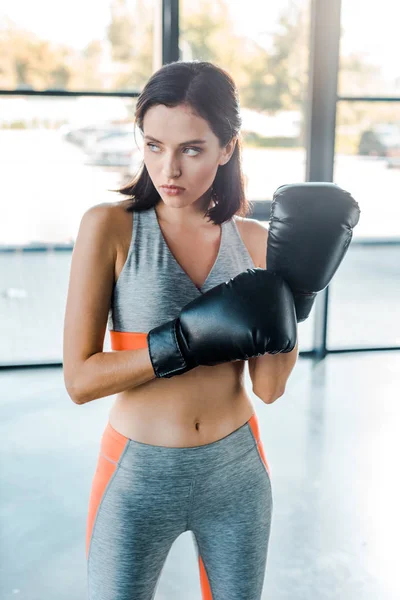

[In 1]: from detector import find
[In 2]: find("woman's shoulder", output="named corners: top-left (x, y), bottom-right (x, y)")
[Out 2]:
top-left (233, 215), bottom-right (269, 269)
top-left (82, 199), bottom-right (129, 219)
top-left (80, 200), bottom-right (133, 253)
top-left (84, 199), bottom-right (132, 229)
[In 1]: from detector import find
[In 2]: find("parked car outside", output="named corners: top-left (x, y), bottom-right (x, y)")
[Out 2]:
top-left (385, 130), bottom-right (400, 168)
top-left (60, 121), bottom-right (132, 150)
top-left (82, 124), bottom-right (133, 153)
top-left (60, 123), bottom-right (112, 147)
top-left (84, 132), bottom-right (140, 167)
top-left (358, 124), bottom-right (400, 159)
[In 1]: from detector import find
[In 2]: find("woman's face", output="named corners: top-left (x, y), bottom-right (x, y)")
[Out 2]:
top-left (142, 103), bottom-right (236, 210)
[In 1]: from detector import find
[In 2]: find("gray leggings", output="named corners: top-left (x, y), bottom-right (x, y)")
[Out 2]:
top-left (86, 412), bottom-right (273, 599)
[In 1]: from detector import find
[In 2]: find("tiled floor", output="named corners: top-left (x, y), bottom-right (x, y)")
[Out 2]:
top-left (1, 350), bottom-right (399, 599)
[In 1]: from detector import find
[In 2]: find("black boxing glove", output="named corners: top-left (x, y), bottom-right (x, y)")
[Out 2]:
top-left (267, 182), bottom-right (360, 322)
top-left (147, 268), bottom-right (297, 378)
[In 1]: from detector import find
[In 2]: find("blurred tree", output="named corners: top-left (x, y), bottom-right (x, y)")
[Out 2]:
top-left (181, 0), bottom-right (308, 113)
top-left (108, 0), bottom-right (154, 91)
top-left (107, 0), bottom-right (136, 62)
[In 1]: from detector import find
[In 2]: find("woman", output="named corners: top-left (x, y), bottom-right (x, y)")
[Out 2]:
top-left (63, 60), bottom-right (298, 600)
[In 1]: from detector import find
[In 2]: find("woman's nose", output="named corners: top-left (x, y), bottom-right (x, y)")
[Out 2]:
top-left (163, 158), bottom-right (181, 178)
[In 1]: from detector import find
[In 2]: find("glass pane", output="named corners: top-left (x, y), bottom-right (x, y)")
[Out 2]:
top-left (180, 0), bottom-right (311, 201)
top-left (334, 101), bottom-right (400, 349)
top-left (339, 0), bottom-right (400, 97)
top-left (328, 244), bottom-right (400, 349)
top-left (0, 249), bottom-right (72, 364)
top-left (0, 0), bottom-right (156, 92)
top-left (0, 95), bottom-right (142, 245)
top-left (335, 101), bottom-right (400, 239)
top-left (0, 96), bottom-right (141, 364)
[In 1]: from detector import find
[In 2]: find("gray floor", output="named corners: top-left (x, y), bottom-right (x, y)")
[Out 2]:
top-left (1, 351), bottom-right (399, 599)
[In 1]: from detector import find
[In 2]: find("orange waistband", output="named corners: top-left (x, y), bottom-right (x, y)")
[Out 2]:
top-left (110, 330), bottom-right (148, 351)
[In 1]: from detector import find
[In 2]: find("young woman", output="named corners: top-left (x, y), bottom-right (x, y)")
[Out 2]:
top-left (63, 60), bottom-right (298, 600)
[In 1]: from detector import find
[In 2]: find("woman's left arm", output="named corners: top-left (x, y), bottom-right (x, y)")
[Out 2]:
top-left (240, 217), bottom-right (299, 404)
top-left (248, 340), bottom-right (299, 404)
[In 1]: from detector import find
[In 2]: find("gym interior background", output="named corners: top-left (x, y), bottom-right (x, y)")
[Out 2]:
top-left (1, 0), bottom-right (399, 598)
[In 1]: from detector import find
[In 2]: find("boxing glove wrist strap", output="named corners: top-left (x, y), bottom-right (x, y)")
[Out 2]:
top-left (147, 319), bottom-right (196, 378)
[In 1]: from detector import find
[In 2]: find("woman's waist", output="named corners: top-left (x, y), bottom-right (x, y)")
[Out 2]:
top-left (116, 360), bottom-right (246, 405)
top-left (108, 364), bottom-right (254, 447)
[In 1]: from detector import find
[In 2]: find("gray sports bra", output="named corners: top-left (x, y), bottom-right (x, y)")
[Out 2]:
top-left (108, 205), bottom-right (255, 351)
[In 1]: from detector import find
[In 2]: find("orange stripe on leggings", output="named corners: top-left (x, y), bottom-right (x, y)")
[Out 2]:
top-left (199, 555), bottom-right (213, 599)
top-left (86, 422), bottom-right (130, 559)
top-left (248, 413), bottom-right (271, 477)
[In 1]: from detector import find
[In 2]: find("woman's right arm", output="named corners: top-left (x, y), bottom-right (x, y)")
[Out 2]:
top-left (63, 204), bottom-right (156, 405)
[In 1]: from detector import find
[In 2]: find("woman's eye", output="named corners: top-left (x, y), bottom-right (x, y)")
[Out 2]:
top-left (183, 147), bottom-right (202, 156)
top-left (146, 143), bottom-right (201, 156)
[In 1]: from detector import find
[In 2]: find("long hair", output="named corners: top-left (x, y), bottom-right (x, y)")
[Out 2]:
top-left (113, 60), bottom-right (252, 224)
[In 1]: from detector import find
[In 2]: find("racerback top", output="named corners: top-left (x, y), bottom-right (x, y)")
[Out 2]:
top-left (108, 205), bottom-right (256, 351)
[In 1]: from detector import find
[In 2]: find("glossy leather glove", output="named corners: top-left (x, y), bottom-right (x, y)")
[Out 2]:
top-left (147, 268), bottom-right (297, 378)
top-left (267, 182), bottom-right (360, 321)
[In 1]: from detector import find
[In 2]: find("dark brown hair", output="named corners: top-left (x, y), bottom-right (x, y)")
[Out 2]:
top-left (112, 60), bottom-right (252, 224)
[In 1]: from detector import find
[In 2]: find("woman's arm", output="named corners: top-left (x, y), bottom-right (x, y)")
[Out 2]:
top-left (240, 217), bottom-right (299, 403)
top-left (248, 340), bottom-right (299, 404)
top-left (63, 203), bottom-right (156, 405)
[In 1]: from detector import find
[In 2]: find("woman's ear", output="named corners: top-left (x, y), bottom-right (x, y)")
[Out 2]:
top-left (220, 136), bottom-right (238, 165)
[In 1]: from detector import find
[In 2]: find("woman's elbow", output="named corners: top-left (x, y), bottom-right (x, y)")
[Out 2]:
top-left (253, 384), bottom-right (286, 404)
top-left (65, 382), bottom-right (85, 404)
top-left (64, 370), bottom-right (85, 405)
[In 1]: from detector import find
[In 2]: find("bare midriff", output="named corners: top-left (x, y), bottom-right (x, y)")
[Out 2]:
top-left (108, 359), bottom-right (255, 448)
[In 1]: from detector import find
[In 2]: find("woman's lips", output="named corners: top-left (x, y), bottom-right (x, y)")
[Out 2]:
top-left (160, 186), bottom-right (185, 195)
top-left (161, 185), bottom-right (185, 190)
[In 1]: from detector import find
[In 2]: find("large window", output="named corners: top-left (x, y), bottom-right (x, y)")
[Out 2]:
top-left (329, 0), bottom-right (400, 349)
